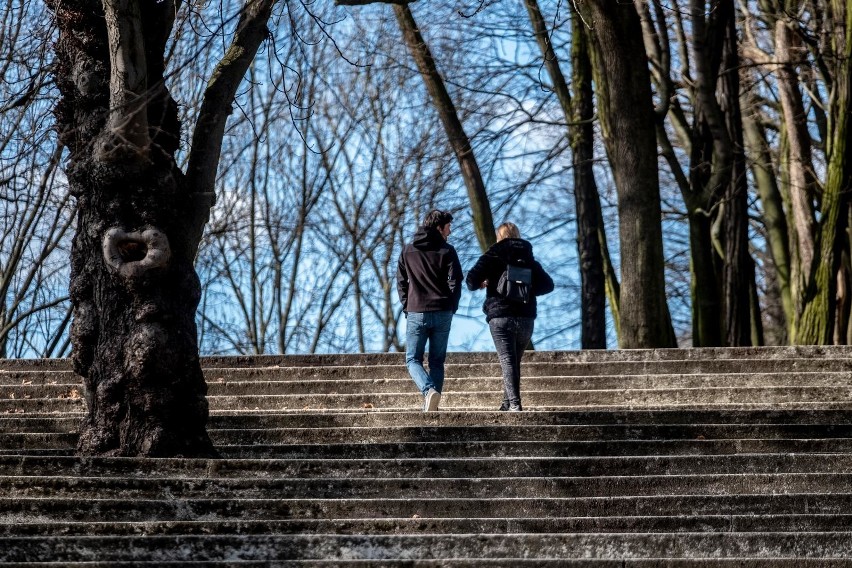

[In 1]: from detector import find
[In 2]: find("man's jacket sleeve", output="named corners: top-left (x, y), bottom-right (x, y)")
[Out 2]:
top-left (396, 251), bottom-right (408, 312)
top-left (448, 247), bottom-right (463, 313)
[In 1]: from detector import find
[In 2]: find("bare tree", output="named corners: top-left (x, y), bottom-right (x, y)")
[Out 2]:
top-left (0, 0), bottom-right (75, 358)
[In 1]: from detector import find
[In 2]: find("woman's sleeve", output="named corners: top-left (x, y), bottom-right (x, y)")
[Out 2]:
top-left (532, 261), bottom-right (554, 296)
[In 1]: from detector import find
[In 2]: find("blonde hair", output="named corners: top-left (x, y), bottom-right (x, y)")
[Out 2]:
top-left (496, 222), bottom-right (520, 242)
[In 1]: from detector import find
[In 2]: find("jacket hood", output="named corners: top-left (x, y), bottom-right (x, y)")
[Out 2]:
top-left (488, 238), bottom-right (534, 265)
top-left (412, 226), bottom-right (446, 250)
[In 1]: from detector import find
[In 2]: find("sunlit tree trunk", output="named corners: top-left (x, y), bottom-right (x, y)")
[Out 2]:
top-left (774, 16), bottom-right (816, 324)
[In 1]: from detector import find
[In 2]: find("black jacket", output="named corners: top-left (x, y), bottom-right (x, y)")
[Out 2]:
top-left (396, 226), bottom-right (463, 313)
top-left (465, 238), bottom-right (554, 321)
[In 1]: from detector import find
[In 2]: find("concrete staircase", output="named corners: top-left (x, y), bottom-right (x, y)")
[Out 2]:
top-left (1, 346), bottom-right (852, 565)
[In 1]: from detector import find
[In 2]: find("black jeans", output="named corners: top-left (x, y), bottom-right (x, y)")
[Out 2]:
top-left (488, 317), bottom-right (535, 407)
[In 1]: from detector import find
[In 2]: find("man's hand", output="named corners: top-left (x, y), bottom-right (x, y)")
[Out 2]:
top-left (479, 279), bottom-right (488, 289)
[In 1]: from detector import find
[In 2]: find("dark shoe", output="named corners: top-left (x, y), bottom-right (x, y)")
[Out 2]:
top-left (498, 400), bottom-right (510, 411)
top-left (424, 388), bottom-right (441, 412)
top-left (508, 403), bottom-right (523, 412)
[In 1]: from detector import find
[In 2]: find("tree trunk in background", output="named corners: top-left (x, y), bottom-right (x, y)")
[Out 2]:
top-left (797, 0), bottom-right (852, 344)
top-left (579, 0), bottom-right (675, 348)
top-left (394, 4), bottom-right (496, 251)
top-left (51, 0), bottom-right (274, 456)
top-left (687, 207), bottom-right (723, 345)
top-left (684, 0), bottom-right (731, 347)
top-left (773, 16), bottom-right (816, 330)
top-left (718, 0), bottom-right (756, 346)
top-left (523, 0), bottom-right (609, 348)
top-left (568, 15), bottom-right (609, 349)
top-left (741, 90), bottom-right (793, 342)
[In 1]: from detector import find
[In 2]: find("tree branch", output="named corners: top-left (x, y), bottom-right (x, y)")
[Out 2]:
top-left (101, 0), bottom-right (150, 160)
top-left (185, 0), bottom-right (277, 249)
top-left (335, 0), bottom-right (417, 5)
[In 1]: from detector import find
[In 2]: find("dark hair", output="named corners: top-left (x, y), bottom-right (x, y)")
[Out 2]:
top-left (423, 209), bottom-right (453, 229)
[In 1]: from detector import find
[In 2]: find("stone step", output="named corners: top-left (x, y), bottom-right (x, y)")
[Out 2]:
top-left (4, 514), bottom-right (852, 537)
top-left (203, 372), bottom-right (852, 393)
top-left (0, 417), bottom-right (823, 437)
top-left (4, 454), bottom-right (852, 478)
top-left (0, 554), bottom-right (836, 565)
top-left (5, 494), bottom-right (852, 522)
top-left (8, 431), bottom-right (852, 458)
top-left (6, 409), bottom-right (852, 431)
top-left (4, 472), bottom-right (852, 501)
top-left (2, 345), bottom-right (851, 372)
top-left (119, 386), bottom-right (852, 409)
top-left (2, 531), bottom-right (852, 562)
top-left (199, 359), bottom-right (852, 380)
top-left (6, 419), bottom-right (852, 449)
top-left (198, 345), bottom-right (852, 367)
top-left (204, 408), bottom-right (852, 427)
top-left (4, 356), bottom-right (852, 384)
top-left (6, 418), bottom-right (852, 442)
top-left (206, 438), bottom-right (852, 459)
top-left (4, 371), bottom-right (852, 393)
top-left (5, 387), bottom-right (852, 414)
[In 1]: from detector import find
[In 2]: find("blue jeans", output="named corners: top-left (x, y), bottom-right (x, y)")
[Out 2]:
top-left (489, 317), bottom-right (535, 407)
top-left (405, 311), bottom-right (453, 396)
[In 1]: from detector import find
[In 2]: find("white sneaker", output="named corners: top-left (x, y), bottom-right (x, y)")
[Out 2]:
top-left (424, 388), bottom-right (441, 412)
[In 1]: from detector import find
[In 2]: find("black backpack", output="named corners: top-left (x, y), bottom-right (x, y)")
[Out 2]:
top-left (496, 263), bottom-right (532, 304)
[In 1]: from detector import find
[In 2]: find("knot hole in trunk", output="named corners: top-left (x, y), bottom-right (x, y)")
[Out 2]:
top-left (102, 227), bottom-right (171, 280)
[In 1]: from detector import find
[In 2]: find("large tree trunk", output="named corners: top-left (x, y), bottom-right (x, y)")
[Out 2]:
top-left (53, 0), bottom-right (213, 456)
top-left (394, 4), bottom-right (496, 251)
top-left (568, 16), bottom-right (609, 349)
top-left (579, 0), bottom-right (675, 348)
top-left (683, 0), bottom-right (732, 347)
top-left (523, 0), bottom-right (609, 348)
top-left (636, 0), bottom-right (719, 347)
top-left (51, 0), bottom-right (275, 456)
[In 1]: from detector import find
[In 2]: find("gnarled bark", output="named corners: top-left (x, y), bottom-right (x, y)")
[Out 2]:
top-left (51, 0), bottom-right (275, 456)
